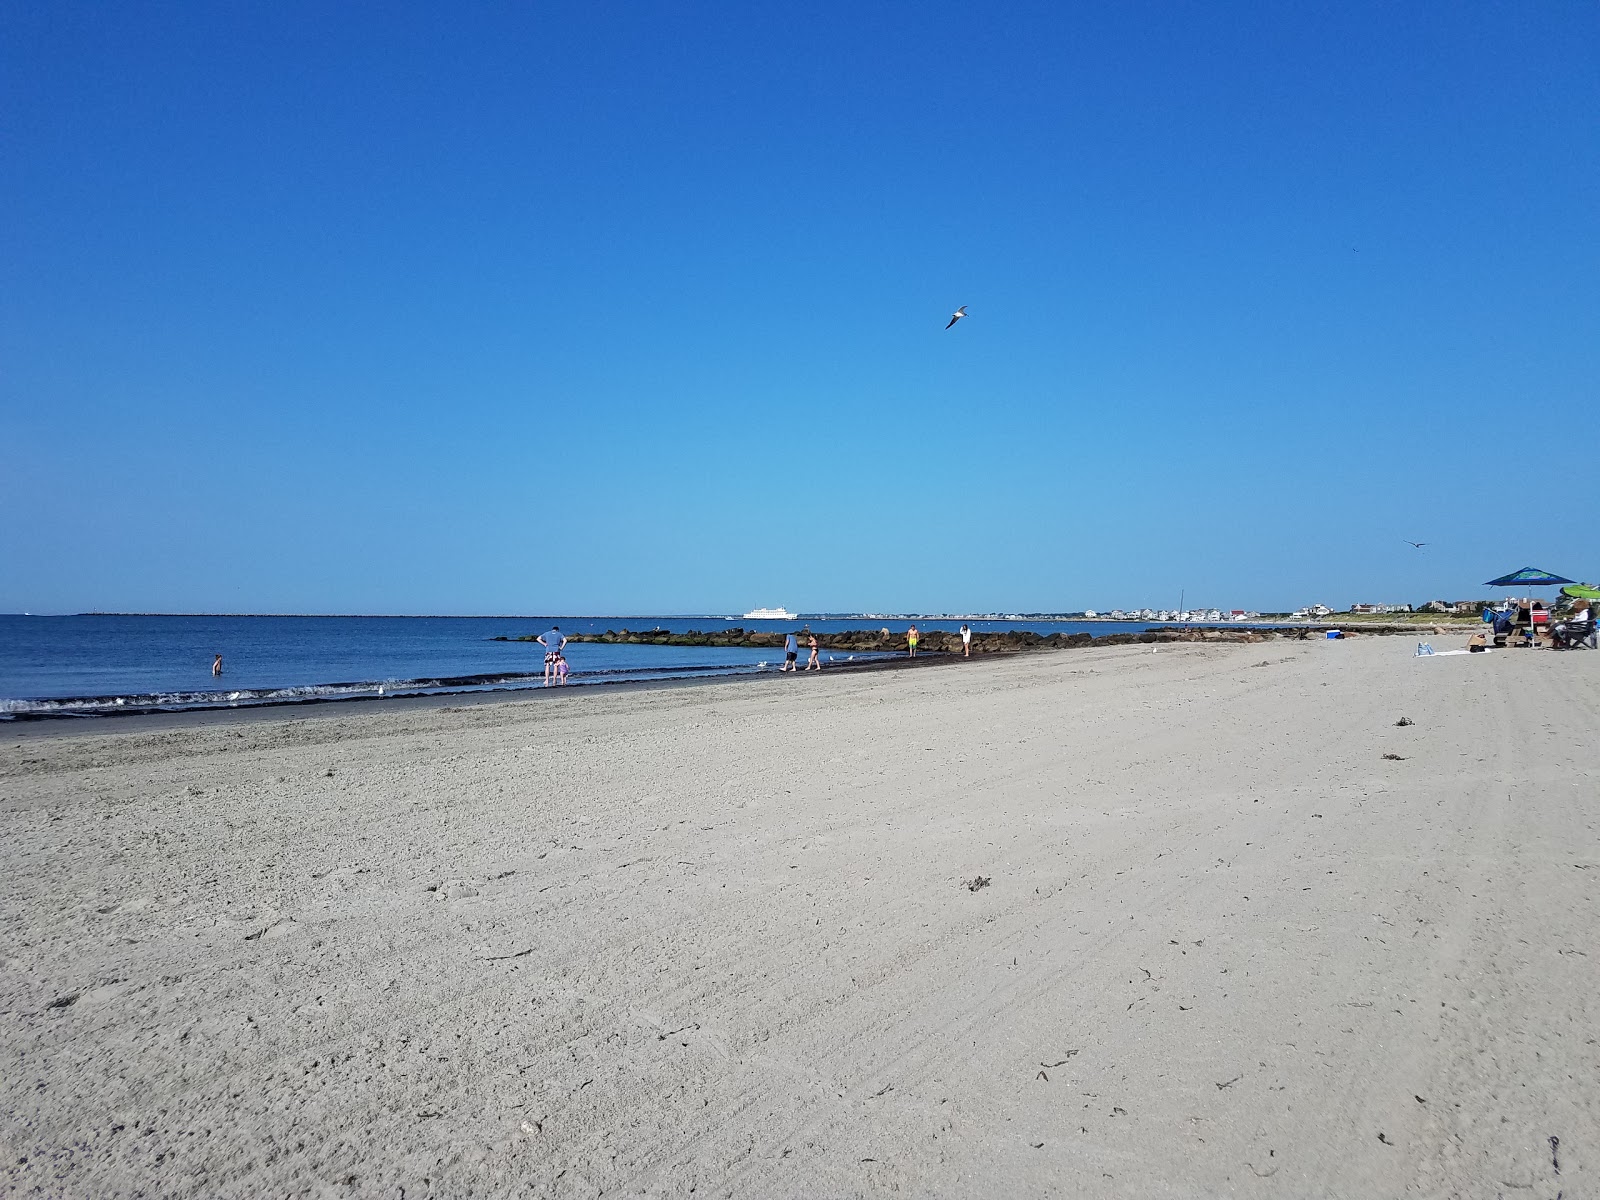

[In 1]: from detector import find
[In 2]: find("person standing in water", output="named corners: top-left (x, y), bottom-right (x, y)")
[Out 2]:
top-left (907, 624), bottom-right (919, 657)
top-left (537, 626), bottom-right (566, 685)
top-left (782, 630), bottom-right (799, 671)
top-left (212, 653), bottom-right (224, 676)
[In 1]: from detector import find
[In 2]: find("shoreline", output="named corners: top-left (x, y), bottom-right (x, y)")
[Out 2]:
top-left (0, 623), bottom-right (1475, 731)
top-left (0, 650), bottom-right (965, 739)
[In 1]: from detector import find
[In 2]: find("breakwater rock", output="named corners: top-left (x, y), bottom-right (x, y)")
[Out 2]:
top-left (493, 627), bottom-right (1286, 654)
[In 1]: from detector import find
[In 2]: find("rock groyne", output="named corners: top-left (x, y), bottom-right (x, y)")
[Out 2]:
top-left (491, 622), bottom-right (1453, 654)
top-left (494, 626), bottom-right (1300, 654)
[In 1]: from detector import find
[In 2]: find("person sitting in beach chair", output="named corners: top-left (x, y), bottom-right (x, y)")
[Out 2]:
top-left (1550, 601), bottom-right (1595, 651)
top-left (1550, 621), bottom-right (1593, 650)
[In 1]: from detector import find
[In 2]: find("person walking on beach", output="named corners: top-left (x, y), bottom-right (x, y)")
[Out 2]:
top-left (907, 624), bottom-right (920, 657)
top-left (212, 653), bottom-right (223, 677)
top-left (960, 625), bottom-right (971, 657)
top-left (806, 634), bottom-right (820, 671)
top-left (537, 626), bottom-right (566, 685)
top-left (782, 630), bottom-right (799, 672)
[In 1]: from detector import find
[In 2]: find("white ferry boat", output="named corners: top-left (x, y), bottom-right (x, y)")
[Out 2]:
top-left (743, 606), bottom-right (797, 620)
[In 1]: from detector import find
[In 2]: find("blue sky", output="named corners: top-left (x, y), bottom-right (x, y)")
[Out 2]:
top-left (3, 1), bottom-right (1596, 615)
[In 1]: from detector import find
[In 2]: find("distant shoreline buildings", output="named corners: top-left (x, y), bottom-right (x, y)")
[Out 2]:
top-left (1096, 608), bottom-right (1262, 623)
top-left (825, 598), bottom-right (1518, 624)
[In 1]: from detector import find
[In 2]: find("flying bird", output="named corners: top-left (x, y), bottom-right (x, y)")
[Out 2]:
top-left (1405, 540), bottom-right (1428, 549)
top-left (945, 305), bottom-right (968, 330)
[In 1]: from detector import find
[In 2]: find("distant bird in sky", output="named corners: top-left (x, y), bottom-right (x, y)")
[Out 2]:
top-left (945, 305), bottom-right (968, 330)
top-left (1405, 540), bottom-right (1428, 549)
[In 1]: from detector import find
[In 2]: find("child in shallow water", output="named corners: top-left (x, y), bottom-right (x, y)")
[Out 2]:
top-left (555, 655), bottom-right (569, 684)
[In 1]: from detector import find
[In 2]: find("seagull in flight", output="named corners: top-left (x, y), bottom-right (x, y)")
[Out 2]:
top-left (1404, 540), bottom-right (1428, 549)
top-left (945, 305), bottom-right (968, 330)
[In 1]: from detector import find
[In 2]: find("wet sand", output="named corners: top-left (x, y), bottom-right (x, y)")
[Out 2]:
top-left (3, 637), bottom-right (1596, 1196)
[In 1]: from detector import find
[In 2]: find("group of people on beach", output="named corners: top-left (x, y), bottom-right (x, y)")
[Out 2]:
top-left (536, 626), bottom-right (570, 685)
top-left (780, 630), bottom-right (822, 672)
top-left (1483, 597), bottom-right (1596, 651)
top-left (908, 624), bottom-right (974, 657)
top-left (905, 624), bottom-right (974, 657)
top-left (780, 623), bottom-right (975, 671)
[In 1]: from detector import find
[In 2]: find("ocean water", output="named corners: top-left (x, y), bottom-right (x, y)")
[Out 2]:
top-left (0, 614), bottom-right (1161, 718)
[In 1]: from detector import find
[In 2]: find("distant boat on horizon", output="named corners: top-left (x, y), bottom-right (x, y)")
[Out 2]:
top-left (743, 606), bottom-right (797, 621)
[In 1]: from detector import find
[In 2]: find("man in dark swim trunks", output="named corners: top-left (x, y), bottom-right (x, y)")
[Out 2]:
top-left (782, 631), bottom-right (799, 672)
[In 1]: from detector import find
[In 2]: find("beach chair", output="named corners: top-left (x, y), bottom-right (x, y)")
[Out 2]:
top-left (1550, 619), bottom-right (1595, 651)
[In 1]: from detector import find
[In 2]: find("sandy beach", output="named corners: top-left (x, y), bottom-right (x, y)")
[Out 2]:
top-left (3, 637), bottom-right (1595, 1197)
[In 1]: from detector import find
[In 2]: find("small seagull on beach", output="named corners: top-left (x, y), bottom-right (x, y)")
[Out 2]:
top-left (1404, 540), bottom-right (1428, 549)
top-left (945, 305), bottom-right (968, 330)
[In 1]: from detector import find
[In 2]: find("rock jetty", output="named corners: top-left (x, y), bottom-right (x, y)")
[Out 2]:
top-left (492, 626), bottom-right (1304, 655)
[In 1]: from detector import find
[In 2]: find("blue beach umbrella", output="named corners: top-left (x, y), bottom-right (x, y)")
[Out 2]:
top-left (1483, 567), bottom-right (1577, 589)
top-left (1483, 566), bottom-right (1577, 623)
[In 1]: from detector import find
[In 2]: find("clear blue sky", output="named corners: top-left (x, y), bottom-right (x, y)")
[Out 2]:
top-left (4, 2), bottom-right (1596, 615)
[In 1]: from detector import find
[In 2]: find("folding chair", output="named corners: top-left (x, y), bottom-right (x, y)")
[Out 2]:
top-left (1551, 619), bottom-right (1595, 651)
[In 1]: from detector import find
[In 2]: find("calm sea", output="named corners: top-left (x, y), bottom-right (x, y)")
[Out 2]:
top-left (0, 614), bottom-right (1162, 718)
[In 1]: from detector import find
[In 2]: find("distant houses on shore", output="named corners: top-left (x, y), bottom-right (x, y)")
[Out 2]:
top-left (1288, 599), bottom-right (1498, 619)
top-left (1097, 608), bottom-right (1262, 622)
top-left (1292, 604), bottom-right (1336, 619)
top-left (861, 599), bottom-right (1507, 624)
top-left (1072, 598), bottom-right (1518, 623)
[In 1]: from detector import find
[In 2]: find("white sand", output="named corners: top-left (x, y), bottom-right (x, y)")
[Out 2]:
top-left (3, 638), bottom-right (1596, 1197)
